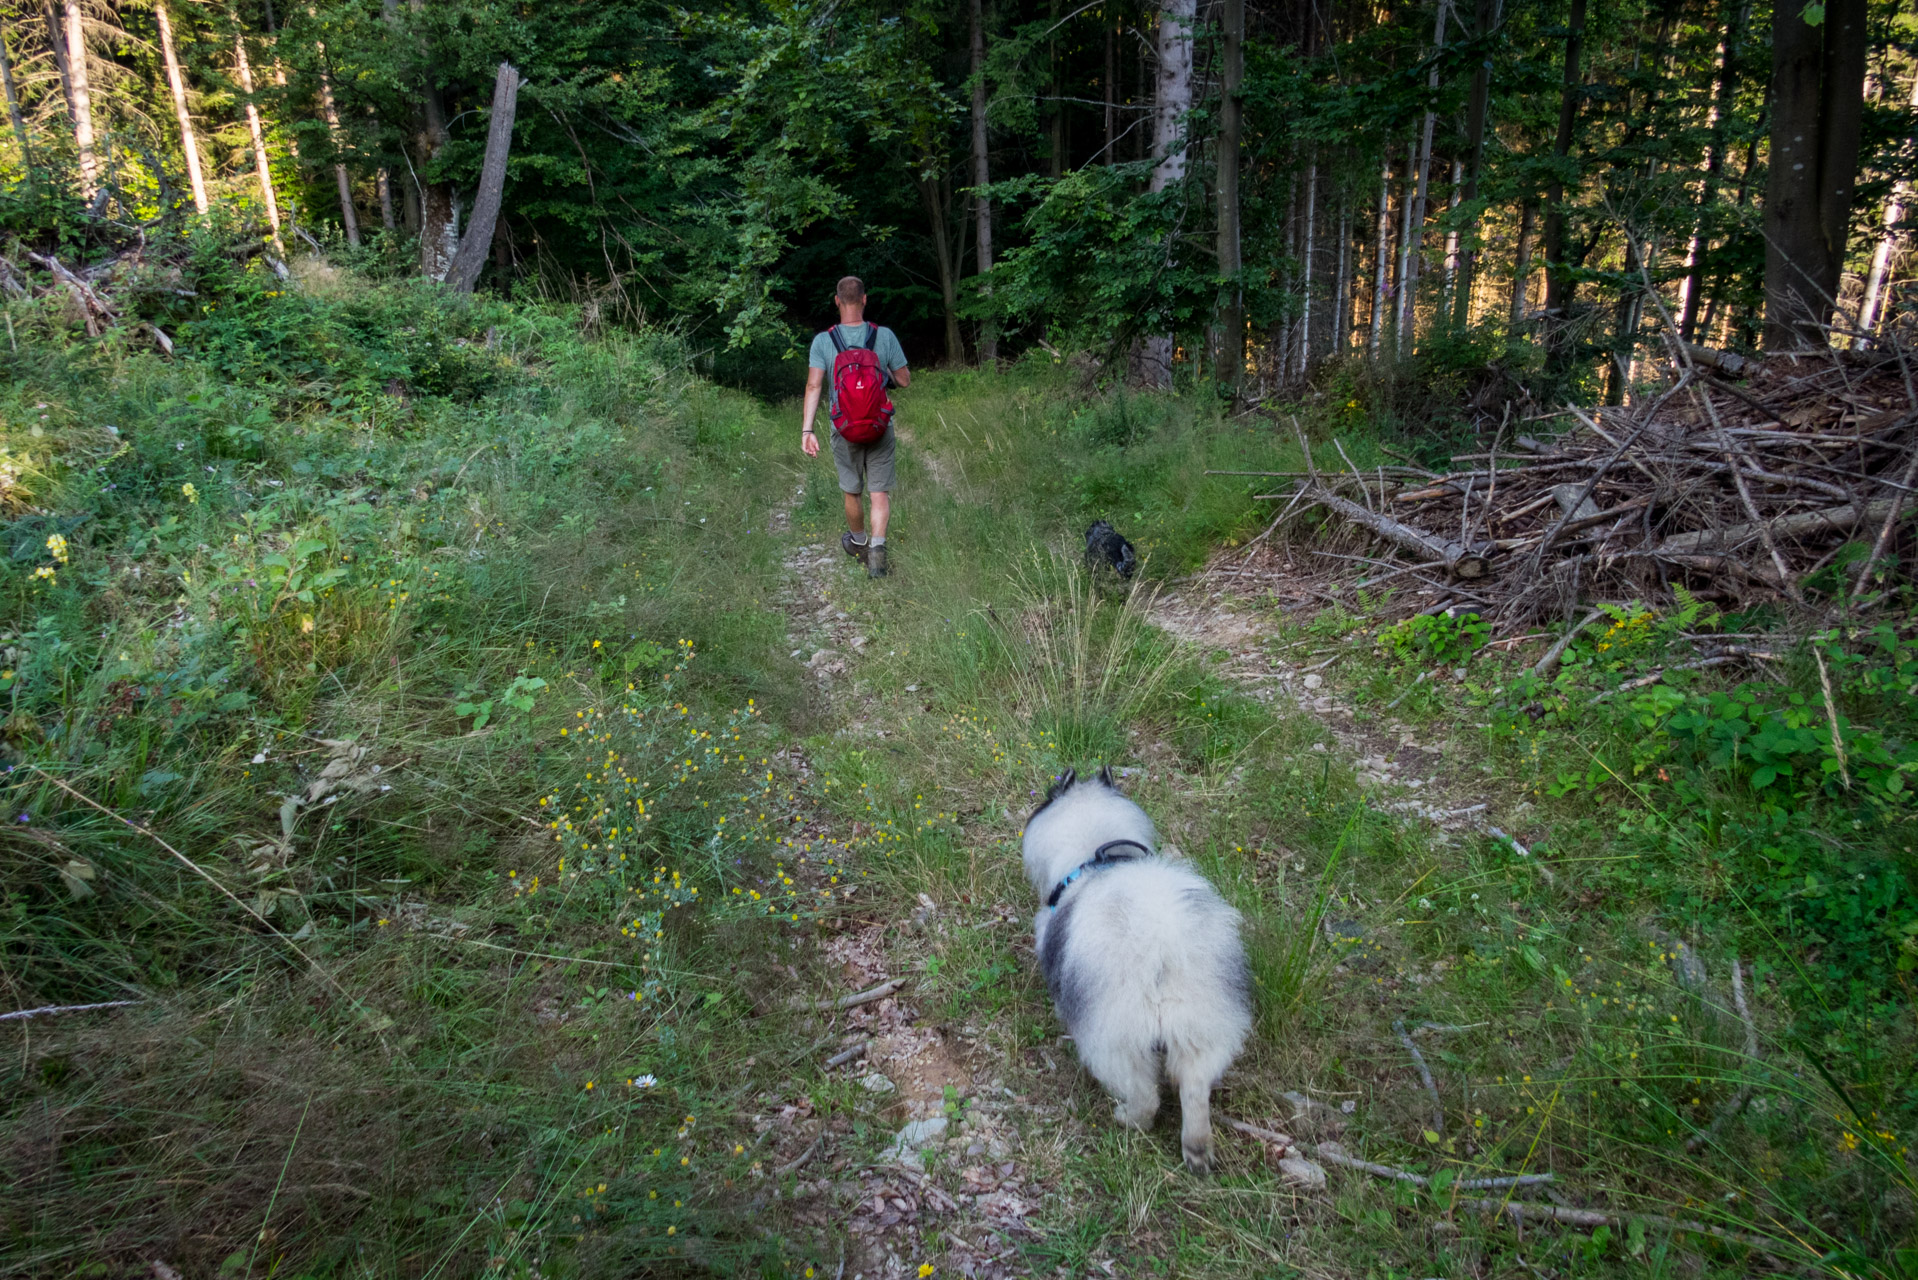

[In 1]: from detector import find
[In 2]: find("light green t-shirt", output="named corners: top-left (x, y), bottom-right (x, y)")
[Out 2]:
top-left (810, 323), bottom-right (908, 413)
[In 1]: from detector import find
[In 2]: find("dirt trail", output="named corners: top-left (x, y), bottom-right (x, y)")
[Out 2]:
top-left (1148, 551), bottom-right (1535, 844)
top-left (750, 479), bottom-right (1047, 1280)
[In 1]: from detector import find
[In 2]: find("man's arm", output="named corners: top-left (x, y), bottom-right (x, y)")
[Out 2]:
top-left (891, 366), bottom-right (911, 389)
top-left (801, 366), bottom-right (825, 456)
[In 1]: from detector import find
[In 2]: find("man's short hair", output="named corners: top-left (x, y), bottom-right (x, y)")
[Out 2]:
top-left (835, 276), bottom-right (866, 303)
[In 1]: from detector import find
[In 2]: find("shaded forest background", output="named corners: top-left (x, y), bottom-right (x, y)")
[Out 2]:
top-left (1, 0), bottom-right (1914, 404)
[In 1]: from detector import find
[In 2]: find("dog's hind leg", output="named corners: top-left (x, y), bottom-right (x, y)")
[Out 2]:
top-left (1174, 1071), bottom-right (1217, 1173)
top-left (1100, 1042), bottom-right (1162, 1132)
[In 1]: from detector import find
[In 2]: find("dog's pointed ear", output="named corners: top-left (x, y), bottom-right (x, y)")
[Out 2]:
top-left (1098, 764), bottom-right (1116, 788)
top-left (1046, 768), bottom-right (1076, 803)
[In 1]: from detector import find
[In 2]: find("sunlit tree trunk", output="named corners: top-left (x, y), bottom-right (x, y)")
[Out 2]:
top-left (1453, 0), bottom-right (1501, 330)
top-left (1334, 198), bottom-right (1350, 351)
top-left (233, 27), bottom-right (283, 248)
top-left (1394, 135), bottom-right (1415, 351)
top-left (1678, 0), bottom-right (1747, 340)
top-left (315, 47), bottom-right (360, 245)
top-left (1858, 72), bottom-right (1918, 345)
top-left (1509, 200), bottom-right (1535, 328)
top-left (445, 62), bottom-right (519, 294)
top-left (1397, 0), bottom-right (1448, 353)
top-left (969, 0), bottom-right (996, 366)
top-left (1371, 157), bottom-right (1392, 355)
top-left (1442, 157), bottom-right (1462, 323)
top-left (378, 168), bottom-right (396, 230)
top-left (63, 0), bottom-right (96, 200)
top-left (1135, 0), bottom-right (1192, 387)
top-left (42, 1), bottom-right (76, 139)
top-left (153, 3), bottom-right (207, 214)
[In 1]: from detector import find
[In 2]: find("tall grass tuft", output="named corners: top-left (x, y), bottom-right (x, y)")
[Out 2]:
top-left (986, 548), bottom-right (1183, 761)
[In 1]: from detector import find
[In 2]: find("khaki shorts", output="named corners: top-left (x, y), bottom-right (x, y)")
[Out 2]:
top-left (830, 426), bottom-right (896, 494)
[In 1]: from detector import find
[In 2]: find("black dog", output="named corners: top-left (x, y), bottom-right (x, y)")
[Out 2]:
top-left (1085, 520), bottom-right (1138, 579)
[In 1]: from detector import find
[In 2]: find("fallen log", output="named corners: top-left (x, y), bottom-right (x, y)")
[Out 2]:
top-left (1303, 486), bottom-right (1492, 579)
top-left (1654, 498), bottom-right (1901, 555)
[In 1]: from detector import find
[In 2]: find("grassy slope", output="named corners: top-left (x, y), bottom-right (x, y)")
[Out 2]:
top-left (1, 251), bottom-right (1907, 1279)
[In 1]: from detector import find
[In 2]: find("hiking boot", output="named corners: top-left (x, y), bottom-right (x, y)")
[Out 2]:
top-left (840, 531), bottom-right (869, 564)
top-left (867, 543), bottom-right (888, 578)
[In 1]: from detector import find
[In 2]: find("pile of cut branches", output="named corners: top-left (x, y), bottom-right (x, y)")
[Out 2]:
top-left (1230, 342), bottom-right (1918, 630)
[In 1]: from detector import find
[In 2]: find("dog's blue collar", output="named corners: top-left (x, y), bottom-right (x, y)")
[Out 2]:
top-left (1046, 839), bottom-right (1151, 909)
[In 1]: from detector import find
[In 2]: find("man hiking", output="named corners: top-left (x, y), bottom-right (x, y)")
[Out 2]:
top-left (802, 276), bottom-right (910, 578)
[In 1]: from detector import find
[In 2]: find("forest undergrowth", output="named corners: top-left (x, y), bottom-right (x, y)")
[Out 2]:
top-left (1, 242), bottom-right (1914, 1280)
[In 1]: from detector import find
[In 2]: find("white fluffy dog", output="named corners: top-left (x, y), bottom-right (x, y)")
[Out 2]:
top-left (1021, 768), bottom-right (1251, 1172)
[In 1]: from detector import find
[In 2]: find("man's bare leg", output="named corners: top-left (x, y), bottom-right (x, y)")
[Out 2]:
top-left (843, 491), bottom-right (865, 535)
top-left (870, 492), bottom-right (890, 541)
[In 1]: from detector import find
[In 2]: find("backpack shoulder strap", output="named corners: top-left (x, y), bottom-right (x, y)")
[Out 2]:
top-left (826, 326), bottom-right (847, 354)
top-left (864, 322), bottom-right (880, 351)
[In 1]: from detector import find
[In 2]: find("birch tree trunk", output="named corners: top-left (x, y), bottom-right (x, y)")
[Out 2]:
top-left (316, 47), bottom-right (360, 246)
top-left (445, 62), bottom-right (520, 294)
top-left (1298, 161), bottom-right (1316, 377)
top-left (154, 2), bottom-right (206, 213)
top-left (969, 0), bottom-right (996, 366)
top-left (1395, 135), bottom-right (1416, 351)
top-left (1136, 0), bottom-right (1193, 388)
top-left (1857, 70), bottom-right (1918, 344)
top-left (1397, 0), bottom-right (1449, 354)
top-left (63, 1), bottom-right (96, 200)
top-left (1214, 0), bottom-right (1244, 394)
top-left (1371, 157), bottom-right (1392, 355)
top-left (234, 29), bottom-right (283, 247)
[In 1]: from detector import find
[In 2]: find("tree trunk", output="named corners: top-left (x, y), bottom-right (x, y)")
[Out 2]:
top-left (1541, 0), bottom-right (1588, 374)
top-left (1298, 161), bottom-right (1316, 377)
top-left (1103, 11), bottom-right (1115, 161)
top-left (1442, 157), bottom-right (1462, 322)
top-left (0, 20), bottom-right (30, 168)
top-left (1395, 135), bottom-right (1416, 351)
top-left (1453, 0), bottom-right (1501, 329)
top-left (1215, 0), bottom-right (1244, 394)
top-left (316, 47), bottom-right (360, 246)
top-left (969, 0), bottom-right (997, 366)
top-left (63, 0), bottom-right (96, 199)
top-left (1397, 0), bottom-right (1449, 354)
top-left (919, 165), bottom-right (966, 363)
top-left (1678, 0), bottom-right (1748, 340)
top-left (1762, 0), bottom-right (1868, 349)
top-left (1137, 0), bottom-right (1193, 388)
top-left (1858, 71), bottom-right (1918, 344)
top-left (1334, 198), bottom-right (1350, 352)
top-left (233, 29), bottom-right (283, 246)
top-left (378, 168), bottom-right (396, 229)
top-left (1371, 156), bottom-right (1392, 355)
top-left (1701, 83), bottom-right (1769, 343)
top-left (153, 3), bottom-right (206, 213)
top-left (1509, 200), bottom-right (1535, 327)
top-left (41, 1), bottom-right (75, 135)
top-left (1047, 0), bottom-right (1064, 178)
top-left (445, 62), bottom-right (519, 294)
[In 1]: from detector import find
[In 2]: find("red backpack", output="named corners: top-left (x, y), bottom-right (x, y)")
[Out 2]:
top-left (825, 324), bottom-right (895, 445)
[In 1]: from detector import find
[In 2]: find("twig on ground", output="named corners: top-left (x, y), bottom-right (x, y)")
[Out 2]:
top-left (1455, 1197), bottom-right (1792, 1254)
top-left (1384, 671), bottom-right (1431, 710)
top-left (1393, 1020), bottom-right (1444, 1132)
top-left (0, 999), bottom-right (143, 1022)
top-left (776, 1133), bottom-right (825, 1177)
top-left (824, 1041), bottom-right (869, 1068)
top-left (1532, 608), bottom-right (1606, 678)
top-left (804, 977), bottom-right (905, 1011)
